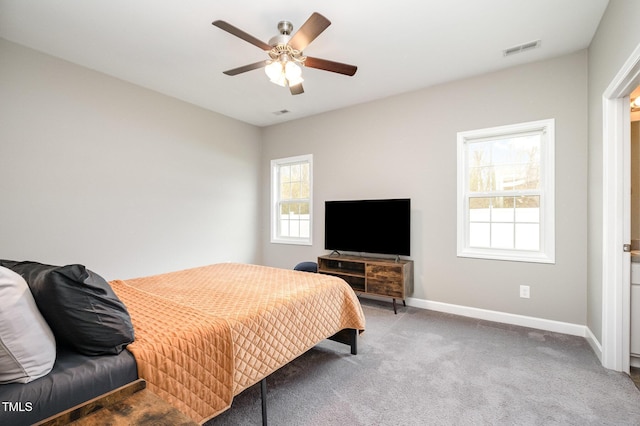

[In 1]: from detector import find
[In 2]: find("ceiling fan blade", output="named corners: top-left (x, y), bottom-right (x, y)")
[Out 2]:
top-left (212, 20), bottom-right (272, 51)
top-left (304, 57), bottom-right (358, 76)
top-left (223, 61), bottom-right (267, 76)
top-left (289, 83), bottom-right (304, 95)
top-left (288, 12), bottom-right (331, 51)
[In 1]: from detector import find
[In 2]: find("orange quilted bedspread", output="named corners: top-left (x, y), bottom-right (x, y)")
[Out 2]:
top-left (110, 263), bottom-right (365, 423)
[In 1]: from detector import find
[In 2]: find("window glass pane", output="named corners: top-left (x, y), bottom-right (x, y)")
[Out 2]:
top-left (515, 196), bottom-right (540, 222)
top-left (515, 224), bottom-right (540, 250)
top-left (469, 197), bottom-right (490, 221)
top-left (299, 202), bottom-right (309, 215)
top-left (502, 196), bottom-right (516, 208)
top-left (291, 182), bottom-right (301, 199)
top-left (469, 223), bottom-right (490, 247)
top-left (299, 220), bottom-right (310, 238)
top-left (491, 223), bottom-right (514, 249)
top-left (494, 164), bottom-right (525, 191)
top-left (468, 141), bottom-right (492, 166)
top-left (283, 202), bottom-right (309, 215)
top-left (467, 134), bottom-right (541, 192)
top-left (491, 197), bottom-right (514, 222)
top-left (281, 182), bottom-right (291, 200)
top-left (280, 219), bottom-right (289, 237)
top-left (468, 166), bottom-right (493, 192)
top-left (289, 219), bottom-right (300, 237)
top-left (280, 165), bottom-right (290, 183)
top-left (494, 164), bottom-right (540, 191)
top-left (490, 139), bottom-right (511, 165)
top-left (496, 134), bottom-right (541, 191)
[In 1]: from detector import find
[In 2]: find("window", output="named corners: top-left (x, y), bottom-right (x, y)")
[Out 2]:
top-left (271, 154), bottom-right (312, 245)
top-left (457, 119), bottom-right (555, 263)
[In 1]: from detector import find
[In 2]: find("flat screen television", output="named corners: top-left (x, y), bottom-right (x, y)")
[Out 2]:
top-left (324, 198), bottom-right (411, 256)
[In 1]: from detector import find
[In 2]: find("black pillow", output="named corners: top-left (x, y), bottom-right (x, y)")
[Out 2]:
top-left (0, 260), bottom-right (134, 356)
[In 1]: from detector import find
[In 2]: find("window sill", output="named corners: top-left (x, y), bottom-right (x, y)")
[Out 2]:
top-left (457, 247), bottom-right (555, 264)
top-left (271, 238), bottom-right (312, 246)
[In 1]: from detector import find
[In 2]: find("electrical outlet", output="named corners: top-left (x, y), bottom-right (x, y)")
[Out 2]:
top-left (520, 285), bottom-right (530, 299)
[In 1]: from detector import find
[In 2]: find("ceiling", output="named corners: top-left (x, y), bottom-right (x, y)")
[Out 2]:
top-left (0, 0), bottom-right (609, 127)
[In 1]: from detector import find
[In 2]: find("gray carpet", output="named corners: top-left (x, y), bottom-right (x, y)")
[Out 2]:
top-left (206, 299), bottom-right (640, 425)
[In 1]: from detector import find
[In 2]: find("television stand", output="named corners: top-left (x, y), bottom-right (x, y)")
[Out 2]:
top-left (317, 254), bottom-right (414, 314)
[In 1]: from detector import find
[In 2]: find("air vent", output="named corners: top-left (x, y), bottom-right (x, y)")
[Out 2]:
top-left (272, 109), bottom-right (291, 116)
top-left (503, 40), bottom-right (541, 57)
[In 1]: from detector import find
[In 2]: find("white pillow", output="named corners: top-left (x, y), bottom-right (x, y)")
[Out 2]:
top-left (0, 266), bottom-right (56, 384)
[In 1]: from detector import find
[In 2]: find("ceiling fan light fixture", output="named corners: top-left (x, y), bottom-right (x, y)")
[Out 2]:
top-left (265, 61), bottom-right (286, 86)
top-left (284, 61), bottom-right (304, 86)
top-left (265, 58), bottom-right (304, 87)
top-left (272, 76), bottom-right (288, 87)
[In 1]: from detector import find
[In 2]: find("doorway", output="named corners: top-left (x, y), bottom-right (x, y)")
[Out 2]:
top-left (602, 43), bottom-right (640, 373)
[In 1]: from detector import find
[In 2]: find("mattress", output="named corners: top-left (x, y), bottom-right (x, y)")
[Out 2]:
top-left (110, 263), bottom-right (366, 423)
top-left (0, 347), bottom-right (138, 426)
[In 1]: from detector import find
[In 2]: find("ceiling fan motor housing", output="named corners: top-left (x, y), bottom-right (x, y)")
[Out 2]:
top-left (269, 20), bottom-right (293, 47)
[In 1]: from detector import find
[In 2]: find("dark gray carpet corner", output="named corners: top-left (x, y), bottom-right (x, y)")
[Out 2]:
top-left (206, 299), bottom-right (640, 425)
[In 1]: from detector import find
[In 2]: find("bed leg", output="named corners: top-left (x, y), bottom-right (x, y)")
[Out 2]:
top-left (349, 329), bottom-right (357, 355)
top-left (328, 328), bottom-right (358, 355)
top-left (261, 378), bottom-right (268, 426)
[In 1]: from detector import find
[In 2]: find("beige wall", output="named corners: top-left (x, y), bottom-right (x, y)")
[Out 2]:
top-left (587, 0), bottom-right (640, 343)
top-left (262, 52), bottom-right (588, 325)
top-left (0, 39), bottom-right (262, 280)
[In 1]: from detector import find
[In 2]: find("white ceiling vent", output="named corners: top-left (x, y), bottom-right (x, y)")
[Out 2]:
top-left (503, 40), bottom-right (541, 57)
top-left (272, 109), bottom-right (291, 116)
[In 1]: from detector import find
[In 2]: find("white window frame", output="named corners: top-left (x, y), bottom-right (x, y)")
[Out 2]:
top-left (456, 119), bottom-right (555, 263)
top-left (271, 154), bottom-right (313, 245)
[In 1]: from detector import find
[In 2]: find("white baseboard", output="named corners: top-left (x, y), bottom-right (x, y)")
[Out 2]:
top-left (585, 327), bottom-right (603, 363)
top-left (405, 297), bottom-right (589, 338)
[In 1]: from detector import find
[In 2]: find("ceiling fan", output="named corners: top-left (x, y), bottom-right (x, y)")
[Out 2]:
top-left (212, 12), bottom-right (357, 95)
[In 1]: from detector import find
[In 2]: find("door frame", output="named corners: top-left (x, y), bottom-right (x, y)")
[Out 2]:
top-left (602, 42), bottom-right (640, 372)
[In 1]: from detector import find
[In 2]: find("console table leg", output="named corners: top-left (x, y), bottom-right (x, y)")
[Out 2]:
top-left (392, 298), bottom-right (397, 314)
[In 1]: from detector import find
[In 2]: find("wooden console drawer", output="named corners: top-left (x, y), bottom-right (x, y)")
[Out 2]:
top-left (367, 278), bottom-right (404, 298)
top-left (366, 265), bottom-right (403, 297)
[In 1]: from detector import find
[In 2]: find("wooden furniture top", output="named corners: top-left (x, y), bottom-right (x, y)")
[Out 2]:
top-left (35, 379), bottom-right (198, 426)
top-left (318, 254), bottom-right (413, 265)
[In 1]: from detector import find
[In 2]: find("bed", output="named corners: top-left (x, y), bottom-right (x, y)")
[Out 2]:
top-left (1, 261), bottom-right (365, 425)
top-left (109, 262), bottom-right (366, 423)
